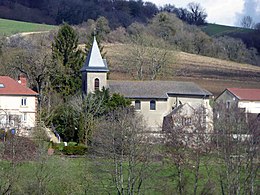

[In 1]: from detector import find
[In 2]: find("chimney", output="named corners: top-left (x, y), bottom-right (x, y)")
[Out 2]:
top-left (18, 74), bottom-right (27, 87)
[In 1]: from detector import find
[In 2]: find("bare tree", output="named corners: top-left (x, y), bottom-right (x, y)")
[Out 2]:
top-left (213, 103), bottom-right (259, 194)
top-left (124, 35), bottom-right (170, 80)
top-left (163, 104), bottom-right (214, 194)
top-left (23, 123), bottom-right (53, 195)
top-left (254, 22), bottom-right (260, 31)
top-left (12, 35), bottom-right (52, 113)
top-left (187, 2), bottom-right (207, 25)
top-left (91, 108), bottom-right (152, 194)
top-left (0, 118), bottom-right (36, 194)
top-left (240, 15), bottom-right (254, 29)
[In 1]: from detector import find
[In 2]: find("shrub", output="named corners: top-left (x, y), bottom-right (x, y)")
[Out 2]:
top-left (67, 142), bottom-right (77, 146)
top-left (52, 142), bottom-right (65, 151)
top-left (0, 129), bottom-right (5, 140)
top-left (2, 136), bottom-right (37, 162)
top-left (62, 145), bottom-right (87, 155)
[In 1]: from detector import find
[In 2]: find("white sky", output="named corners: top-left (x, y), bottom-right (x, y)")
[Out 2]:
top-left (148, 0), bottom-right (260, 27)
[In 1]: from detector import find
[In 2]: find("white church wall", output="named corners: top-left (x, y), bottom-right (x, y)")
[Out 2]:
top-left (132, 97), bottom-right (212, 131)
top-left (131, 99), bottom-right (168, 131)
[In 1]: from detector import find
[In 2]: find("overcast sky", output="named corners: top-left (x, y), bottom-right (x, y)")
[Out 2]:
top-left (148, 0), bottom-right (260, 27)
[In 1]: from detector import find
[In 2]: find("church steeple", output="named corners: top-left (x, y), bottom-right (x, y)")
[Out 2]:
top-left (81, 37), bottom-right (109, 95)
top-left (80, 36), bottom-right (109, 72)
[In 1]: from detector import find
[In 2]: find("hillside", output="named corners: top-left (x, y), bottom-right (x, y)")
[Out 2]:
top-left (201, 23), bottom-right (252, 36)
top-left (0, 18), bottom-right (56, 36)
top-left (104, 44), bottom-right (260, 96)
top-left (202, 23), bottom-right (260, 55)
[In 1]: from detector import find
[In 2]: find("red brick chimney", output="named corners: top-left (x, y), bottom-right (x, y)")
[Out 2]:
top-left (18, 74), bottom-right (27, 87)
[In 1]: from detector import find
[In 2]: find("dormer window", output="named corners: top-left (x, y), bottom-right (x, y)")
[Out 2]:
top-left (94, 78), bottom-right (100, 91)
top-left (0, 83), bottom-right (4, 88)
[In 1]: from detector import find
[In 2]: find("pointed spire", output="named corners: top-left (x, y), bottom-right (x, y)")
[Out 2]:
top-left (80, 36), bottom-right (109, 72)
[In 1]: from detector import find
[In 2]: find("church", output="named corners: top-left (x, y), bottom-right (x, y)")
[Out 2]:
top-left (81, 37), bottom-right (213, 131)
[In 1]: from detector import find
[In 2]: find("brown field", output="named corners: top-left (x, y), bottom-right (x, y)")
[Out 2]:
top-left (104, 44), bottom-right (260, 96)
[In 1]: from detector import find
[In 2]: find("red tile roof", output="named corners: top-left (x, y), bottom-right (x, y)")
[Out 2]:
top-left (0, 76), bottom-right (37, 96)
top-left (227, 88), bottom-right (260, 101)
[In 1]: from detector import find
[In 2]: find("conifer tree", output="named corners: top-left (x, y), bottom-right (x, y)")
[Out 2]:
top-left (51, 23), bottom-right (84, 99)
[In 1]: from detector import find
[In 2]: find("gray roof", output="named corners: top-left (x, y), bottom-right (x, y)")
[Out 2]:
top-left (80, 37), bottom-right (109, 72)
top-left (108, 80), bottom-right (212, 99)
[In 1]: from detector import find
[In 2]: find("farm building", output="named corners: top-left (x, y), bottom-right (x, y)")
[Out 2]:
top-left (216, 88), bottom-right (260, 114)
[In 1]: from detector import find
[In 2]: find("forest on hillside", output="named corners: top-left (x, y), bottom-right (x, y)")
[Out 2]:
top-left (0, 0), bottom-right (207, 26)
top-left (1, 0), bottom-right (260, 66)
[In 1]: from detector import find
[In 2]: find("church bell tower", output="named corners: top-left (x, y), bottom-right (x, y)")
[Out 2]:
top-left (80, 37), bottom-right (109, 95)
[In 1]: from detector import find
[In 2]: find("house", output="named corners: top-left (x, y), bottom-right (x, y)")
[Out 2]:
top-left (81, 37), bottom-right (213, 131)
top-left (162, 103), bottom-right (212, 147)
top-left (0, 75), bottom-right (38, 135)
top-left (215, 88), bottom-right (260, 114)
top-left (163, 103), bottom-right (211, 132)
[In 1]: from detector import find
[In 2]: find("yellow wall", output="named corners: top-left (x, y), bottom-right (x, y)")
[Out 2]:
top-left (132, 97), bottom-right (211, 131)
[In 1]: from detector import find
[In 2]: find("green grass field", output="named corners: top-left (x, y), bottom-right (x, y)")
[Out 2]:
top-left (0, 18), bottom-right (56, 36)
top-left (0, 156), bottom-right (222, 194)
top-left (201, 23), bottom-right (252, 36)
top-left (1, 155), bottom-right (258, 194)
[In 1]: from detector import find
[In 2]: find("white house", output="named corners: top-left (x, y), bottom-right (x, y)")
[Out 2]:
top-left (0, 75), bottom-right (38, 134)
top-left (216, 88), bottom-right (260, 114)
top-left (81, 37), bottom-right (213, 131)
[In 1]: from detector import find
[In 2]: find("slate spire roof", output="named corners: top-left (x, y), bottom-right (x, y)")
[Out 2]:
top-left (80, 36), bottom-right (109, 72)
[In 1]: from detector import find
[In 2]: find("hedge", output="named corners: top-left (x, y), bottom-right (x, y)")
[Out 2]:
top-left (62, 145), bottom-right (87, 155)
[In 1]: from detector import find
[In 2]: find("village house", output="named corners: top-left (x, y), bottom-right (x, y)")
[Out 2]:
top-left (216, 88), bottom-right (260, 115)
top-left (0, 75), bottom-right (38, 135)
top-left (81, 37), bottom-right (213, 131)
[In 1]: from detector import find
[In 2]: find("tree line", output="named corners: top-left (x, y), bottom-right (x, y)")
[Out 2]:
top-left (77, 13), bottom-right (259, 66)
top-left (0, 0), bottom-right (207, 27)
top-left (2, 0), bottom-right (259, 64)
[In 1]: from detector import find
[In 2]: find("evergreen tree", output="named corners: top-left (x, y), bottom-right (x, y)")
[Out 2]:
top-left (51, 23), bottom-right (84, 99)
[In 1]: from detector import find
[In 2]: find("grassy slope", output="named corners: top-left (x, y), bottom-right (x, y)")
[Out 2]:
top-left (201, 23), bottom-right (252, 36)
top-left (104, 44), bottom-right (260, 96)
top-left (0, 18), bottom-right (56, 36)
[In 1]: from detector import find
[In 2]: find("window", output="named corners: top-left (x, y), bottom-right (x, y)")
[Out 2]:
top-left (94, 78), bottom-right (100, 91)
top-left (150, 100), bottom-right (156, 110)
top-left (21, 98), bottom-right (27, 106)
top-left (135, 100), bottom-right (141, 110)
top-left (22, 113), bottom-right (27, 122)
top-left (226, 101), bottom-right (231, 109)
top-left (182, 117), bottom-right (192, 126)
